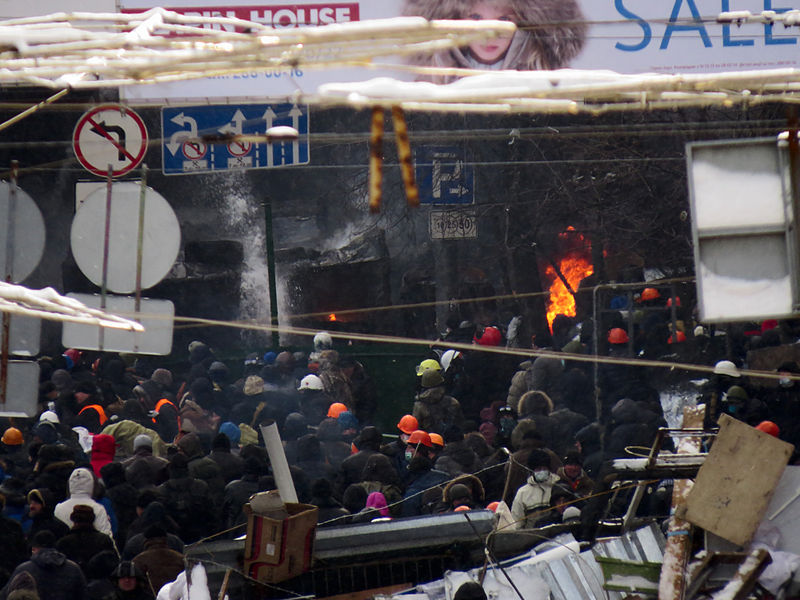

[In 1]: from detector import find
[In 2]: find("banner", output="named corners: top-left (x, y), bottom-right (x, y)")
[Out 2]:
top-left (114, 0), bottom-right (800, 101)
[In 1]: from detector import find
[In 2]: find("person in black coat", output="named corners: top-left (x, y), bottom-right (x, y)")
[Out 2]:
top-left (25, 488), bottom-right (70, 545)
top-left (1, 530), bottom-right (87, 600)
top-left (222, 457), bottom-right (269, 533)
top-left (309, 478), bottom-right (349, 527)
top-left (0, 493), bottom-right (28, 588)
top-left (207, 434), bottom-right (244, 484)
top-left (55, 506), bottom-right (115, 576)
top-left (335, 426), bottom-right (381, 498)
top-left (99, 463), bottom-right (138, 548)
top-left (401, 456), bottom-right (450, 517)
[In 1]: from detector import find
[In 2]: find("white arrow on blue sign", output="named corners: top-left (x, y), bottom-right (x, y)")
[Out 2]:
top-left (415, 146), bottom-right (474, 205)
top-left (161, 104), bottom-right (309, 175)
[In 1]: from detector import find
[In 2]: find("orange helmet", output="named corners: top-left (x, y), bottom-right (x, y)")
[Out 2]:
top-left (608, 328), bottom-right (629, 344)
top-left (407, 430), bottom-right (432, 448)
top-left (640, 287), bottom-right (661, 301)
top-left (486, 501), bottom-right (500, 512)
top-left (453, 505), bottom-right (470, 512)
top-left (668, 331), bottom-right (686, 344)
top-left (1, 427), bottom-right (23, 446)
top-left (327, 403), bottom-right (348, 418)
top-left (396, 414), bottom-right (419, 435)
top-left (756, 421), bottom-right (780, 437)
top-left (429, 433), bottom-right (444, 448)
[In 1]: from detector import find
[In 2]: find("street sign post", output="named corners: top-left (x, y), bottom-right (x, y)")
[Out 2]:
top-left (73, 105), bottom-right (148, 177)
top-left (70, 182), bottom-right (181, 294)
top-left (416, 146), bottom-right (474, 205)
top-left (161, 104), bottom-right (309, 175)
top-left (0, 360), bottom-right (39, 417)
top-left (63, 294), bottom-right (174, 355)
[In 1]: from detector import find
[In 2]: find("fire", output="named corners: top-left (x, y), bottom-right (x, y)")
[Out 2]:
top-left (545, 228), bottom-right (593, 332)
top-left (328, 313), bottom-right (337, 322)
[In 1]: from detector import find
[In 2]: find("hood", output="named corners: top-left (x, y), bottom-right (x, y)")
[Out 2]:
top-left (176, 431), bottom-right (203, 460)
top-left (68, 467), bottom-right (95, 497)
top-left (31, 548), bottom-right (67, 569)
top-left (417, 386), bottom-right (446, 404)
top-left (441, 441), bottom-right (478, 469)
top-left (91, 434), bottom-right (116, 458)
top-left (517, 391), bottom-right (554, 417)
top-left (28, 488), bottom-right (56, 515)
top-left (442, 474), bottom-right (484, 504)
top-left (283, 413), bottom-right (308, 441)
top-left (611, 398), bottom-right (640, 424)
top-left (360, 453), bottom-right (399, 485)
top-left (316, 418), bottom-right (342, 442)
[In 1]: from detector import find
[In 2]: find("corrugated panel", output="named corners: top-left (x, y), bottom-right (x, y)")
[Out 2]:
top-left (400, 524), bottom-right (667, 600)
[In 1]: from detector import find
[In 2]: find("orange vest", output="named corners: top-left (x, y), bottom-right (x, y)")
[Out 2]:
top-left (153, 398), bottom-right (180, 429)
top-left (78, 404), bottom-right (107, 426)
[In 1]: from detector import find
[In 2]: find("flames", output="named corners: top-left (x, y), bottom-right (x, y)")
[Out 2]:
top-left (545, 227), bottom-right (593, 332)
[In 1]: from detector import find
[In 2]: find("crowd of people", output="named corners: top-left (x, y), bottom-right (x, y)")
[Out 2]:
top-left (0, 289), bottom-right (799, 600)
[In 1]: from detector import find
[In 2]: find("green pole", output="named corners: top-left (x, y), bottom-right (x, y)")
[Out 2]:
top-left (264, 198), bottom-right (280, 348)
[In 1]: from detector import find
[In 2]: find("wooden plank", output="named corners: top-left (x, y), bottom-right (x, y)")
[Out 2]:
top-left (682, 414), bottom-right (794, 546)
top-left (659, 404), bottom-right (705, 600)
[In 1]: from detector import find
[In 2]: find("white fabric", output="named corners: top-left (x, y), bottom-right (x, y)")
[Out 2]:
top-left (53, 467), bottom-right (112, 537)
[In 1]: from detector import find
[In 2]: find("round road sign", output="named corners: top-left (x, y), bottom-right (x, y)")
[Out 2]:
top-left (70, 182), bottom-right (180, 294)
top-left (0, 182), bottom-right (46, 283)
top-left (73, 105), bottom-right (148, 178)
top-left (228, 140), bottom-right (252, 157)
top-left (182, 139), bottom-right (207, 160)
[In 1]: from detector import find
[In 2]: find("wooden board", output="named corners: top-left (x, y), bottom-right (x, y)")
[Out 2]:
top-left (682, 413), bottom-right (794, 546)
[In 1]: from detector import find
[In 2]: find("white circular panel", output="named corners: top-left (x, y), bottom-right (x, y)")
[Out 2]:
top-left (0, 181), bottom-right (46, 283)
top-left (70, 182), bottom-right (180, 293)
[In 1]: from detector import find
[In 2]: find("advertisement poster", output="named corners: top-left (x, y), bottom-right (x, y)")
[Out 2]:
top-left (115, 0), bottom-right (800, 102)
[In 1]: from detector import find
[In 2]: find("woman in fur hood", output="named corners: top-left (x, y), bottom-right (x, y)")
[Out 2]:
top-left (403, 0), bottom-right (586, 83)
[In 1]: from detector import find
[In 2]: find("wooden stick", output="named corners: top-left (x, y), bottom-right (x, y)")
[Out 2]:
top-left (391, 106), bottom-right (419, 208)
top-left (368, 107), bottom-right (384, 214)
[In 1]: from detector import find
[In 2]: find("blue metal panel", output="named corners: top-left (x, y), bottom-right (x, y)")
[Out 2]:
top-left (161, 103), bottom-right (309, 175)
top-left (415, 146), bottom-right (474, 205)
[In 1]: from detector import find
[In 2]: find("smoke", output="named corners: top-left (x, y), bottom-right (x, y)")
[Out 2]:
top-left (214, 172), bottom-right (271, 324)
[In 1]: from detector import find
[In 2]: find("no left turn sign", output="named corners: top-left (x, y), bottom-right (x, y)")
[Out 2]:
top-left (73, 105), bottom-right (148, 177)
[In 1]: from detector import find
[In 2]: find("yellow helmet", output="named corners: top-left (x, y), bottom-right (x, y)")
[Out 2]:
top-left (415, 359), bottom-right (441, 376)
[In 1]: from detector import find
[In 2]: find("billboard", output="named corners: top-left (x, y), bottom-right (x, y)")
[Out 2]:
top-left (115, 0), bottom-right (800, 101)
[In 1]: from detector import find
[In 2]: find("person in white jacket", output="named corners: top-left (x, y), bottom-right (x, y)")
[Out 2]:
top-left (510, 448), bottom-right (560, 529)
top-left (53, 467), bottom-right (113, 537)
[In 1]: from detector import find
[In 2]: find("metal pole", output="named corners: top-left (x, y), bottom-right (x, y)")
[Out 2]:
top-left (786, 109), bottom-right (800, 312)
top-left (264, 198), bottom-right (280, 348)
top-left (99, 165), bottom-right (113, 351)
top-left (135, 166), bottom-right (147, 315)
top-left (1, 161), bottom-right (19, 405)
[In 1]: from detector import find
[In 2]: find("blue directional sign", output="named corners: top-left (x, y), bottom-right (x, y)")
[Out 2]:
top-left (415, 146), bottom-right (474, 205)
top-left (161, 104), bottom-right (309, 175)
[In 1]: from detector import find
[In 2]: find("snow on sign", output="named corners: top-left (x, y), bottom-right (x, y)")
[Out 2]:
top-left (161, 104), bottom-right (309, 175)
top-left (73, 105), bottom-right (148, 178)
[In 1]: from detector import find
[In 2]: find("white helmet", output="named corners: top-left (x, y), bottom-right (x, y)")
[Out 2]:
top-left (313, 331), bottom-right (333, 351)
top-left (298, 374), bottom-right (324, 391)
top-left (39, 410), bottom-right (60, 424)
top-left (713, 360), bottom-right (741, 378)
top-left (439, 349), bottom-right (462, 373)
